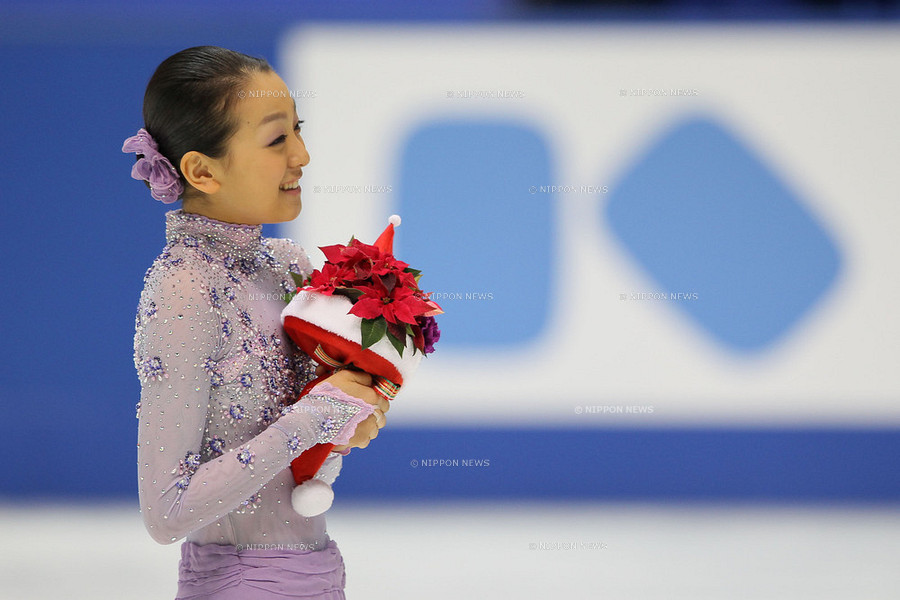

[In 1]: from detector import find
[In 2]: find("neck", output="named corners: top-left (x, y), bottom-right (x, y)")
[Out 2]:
top-left (181, 199), bottom-right (259, 227)
top-left (165, 209), bottom-right (263, 259)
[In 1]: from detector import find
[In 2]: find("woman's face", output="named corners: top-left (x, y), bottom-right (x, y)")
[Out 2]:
top-left (191, 70), bottom-right (309, 225)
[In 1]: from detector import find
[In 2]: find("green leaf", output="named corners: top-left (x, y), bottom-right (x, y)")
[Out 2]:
top-left (386, 329), bottom-right (405, 357)
top-left (334, 287), bottom-right (363, 302)
top-left (360, 318), bottom-right (387, 350)
top-left (290, 271), bottom-right (307, 288)
top-left (404, 267), bottom-right (422, 278)
top-left (386, 320), bottom-right (408, 349)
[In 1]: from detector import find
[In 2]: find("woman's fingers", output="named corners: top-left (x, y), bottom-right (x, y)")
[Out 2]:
top-left (350, 383), bottom-right (379, 405)
top-left (319, 369), bottom-right (392, 413)
top-left (317, 369), bottom-right (389, 448)
top-left (342, 369), bottom-right (372, 386)
top-left (356, 415), bottom-right (379, 448)
top-left (322, 369), bottom-right (377, 403)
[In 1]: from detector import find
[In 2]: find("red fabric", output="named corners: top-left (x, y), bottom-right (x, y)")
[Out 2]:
top-left (283, 314), bottom-right (405, 487)
top-left (290, 442), bottom-right (334, 485)
top-left (373, 222), bottom-right (394, 254)
top-left (283, 315), bottom-right (405, 385)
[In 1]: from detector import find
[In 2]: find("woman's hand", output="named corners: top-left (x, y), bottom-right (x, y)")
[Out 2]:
top-left (320, 367), bottom-right (388, 451)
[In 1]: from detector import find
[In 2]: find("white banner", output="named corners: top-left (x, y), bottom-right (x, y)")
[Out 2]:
top-left (279, 24), bottom-right (900, 426)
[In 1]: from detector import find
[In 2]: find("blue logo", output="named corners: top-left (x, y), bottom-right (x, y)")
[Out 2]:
top-left (397, 120), bottom-right (554, 346)
top-left (604, 116), bottom-right (841, 352)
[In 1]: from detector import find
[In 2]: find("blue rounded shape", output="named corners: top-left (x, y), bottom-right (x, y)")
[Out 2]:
top-left (397, 120), bottom-right (554, 346)
top-left (605, 116), bottom-right (841, 352)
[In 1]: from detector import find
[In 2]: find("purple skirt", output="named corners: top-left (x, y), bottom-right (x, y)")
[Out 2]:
top-left (175, 539), bottom-right (346, 599)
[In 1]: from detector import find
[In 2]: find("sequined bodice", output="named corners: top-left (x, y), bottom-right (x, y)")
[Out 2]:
top-left (134, 210), bottom-right (360, 547)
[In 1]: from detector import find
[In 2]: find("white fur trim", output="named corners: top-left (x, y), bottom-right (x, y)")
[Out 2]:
top-left (291, 480), bottom-right (334, 517)
top-left (281, 291), bottom-right (423, 382)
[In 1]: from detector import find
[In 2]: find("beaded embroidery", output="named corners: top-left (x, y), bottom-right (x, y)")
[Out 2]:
top-left (138, 356), bottom-right (166, 382)
top-left (208, 436), bottom-right (226, 455)
top-left (236, 447), bottom-right (255, 469)
top-left (172, 450), bottom-right (202, 493)
top-left (134, 210), bottom-right (361, 547)
top-left (224, 402), bottom-right (246, 425)
top-left (288, 393), bottom-right (364, 445)
top-left (258, 406), bottom-right (276, 426)
top-left (236, 492), bottom-right (261, 515)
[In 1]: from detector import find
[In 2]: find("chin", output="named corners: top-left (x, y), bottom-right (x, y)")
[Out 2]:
top-left (278, 203), bottom-right (302, 223)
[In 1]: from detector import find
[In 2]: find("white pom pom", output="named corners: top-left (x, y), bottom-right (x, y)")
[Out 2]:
top-left (389, 214), bottom-right (401, 227)
top-left (291, 479), bottom-right (334, 517)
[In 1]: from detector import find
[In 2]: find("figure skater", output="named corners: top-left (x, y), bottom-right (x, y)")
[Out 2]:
top-left (128, 45), bottom-right (388, 599)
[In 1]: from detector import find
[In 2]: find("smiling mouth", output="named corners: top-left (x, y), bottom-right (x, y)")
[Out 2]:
top-left (279, 180), bottom-right (300, 191)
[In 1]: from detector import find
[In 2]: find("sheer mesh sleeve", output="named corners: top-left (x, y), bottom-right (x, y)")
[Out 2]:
top-left (268, 237), bottom-right (314, 279)
top-left (134, 265), bottom-right (373, 545)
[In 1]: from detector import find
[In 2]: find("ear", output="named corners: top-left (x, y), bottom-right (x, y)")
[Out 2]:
top-left (180, 151), bottom-right (222, 195)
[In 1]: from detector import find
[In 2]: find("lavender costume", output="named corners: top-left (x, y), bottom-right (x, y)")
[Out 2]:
top-left (134, 209), bottom-right (374, 599)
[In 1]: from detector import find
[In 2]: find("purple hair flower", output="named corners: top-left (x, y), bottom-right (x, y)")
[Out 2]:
top-left (122, 128), bottom-right (184, 203)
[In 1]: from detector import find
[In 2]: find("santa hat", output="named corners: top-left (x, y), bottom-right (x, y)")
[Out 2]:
top-left (280, 214), bottom-right (440, 516)
top-left (281, 215), bottom-right (425, 394)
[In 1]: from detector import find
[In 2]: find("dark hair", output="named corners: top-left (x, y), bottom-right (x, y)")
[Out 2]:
top-left (141, 46), bottom-right (272, 199)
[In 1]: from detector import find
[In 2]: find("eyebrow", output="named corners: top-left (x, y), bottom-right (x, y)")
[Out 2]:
top-left (257, 99), bottom-right (298, 127)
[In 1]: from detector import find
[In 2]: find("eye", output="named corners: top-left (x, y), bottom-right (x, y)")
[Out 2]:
top-left (268, 120), bottom-right (304, 147)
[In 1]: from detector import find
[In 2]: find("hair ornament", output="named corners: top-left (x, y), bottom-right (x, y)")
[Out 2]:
top-left (122, 128), bottom-right (184, 203)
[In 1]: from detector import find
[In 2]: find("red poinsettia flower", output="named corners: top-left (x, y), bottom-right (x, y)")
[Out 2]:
top-left (349, 275), bottom-right (432, 325)
top-left (307, 262), bottom-right (357, 295)
top-left (391, 268), bottom-right (418, 290)
top-left (295, 233), bottom-right (440, 356)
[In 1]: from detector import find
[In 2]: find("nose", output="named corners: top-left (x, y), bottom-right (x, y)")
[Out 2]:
top-left (289, 132), bottom-right (310, 168)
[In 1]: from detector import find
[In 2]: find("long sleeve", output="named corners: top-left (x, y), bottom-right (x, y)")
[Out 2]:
top-left (135, 264), bottom-right (373, 545)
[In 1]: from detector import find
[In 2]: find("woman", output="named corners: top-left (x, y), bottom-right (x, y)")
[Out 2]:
top-left (128, 45), bottom-right (387, 599)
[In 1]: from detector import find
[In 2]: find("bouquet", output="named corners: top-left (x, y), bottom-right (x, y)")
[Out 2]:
top-left (280, 215), bottom-right (441, 515)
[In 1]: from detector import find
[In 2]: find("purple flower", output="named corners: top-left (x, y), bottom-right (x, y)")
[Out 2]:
top-left (122, 128), bottom-right (184, 203)
top-left (419, 316), bottom-right (441, 354)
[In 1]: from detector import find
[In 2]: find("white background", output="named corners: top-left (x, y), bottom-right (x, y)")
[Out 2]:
top-left (280, 24), bottom-right (900, 427)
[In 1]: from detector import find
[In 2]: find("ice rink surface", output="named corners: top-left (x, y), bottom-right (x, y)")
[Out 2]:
top-left (2, 501), bottom-right (898, 599)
